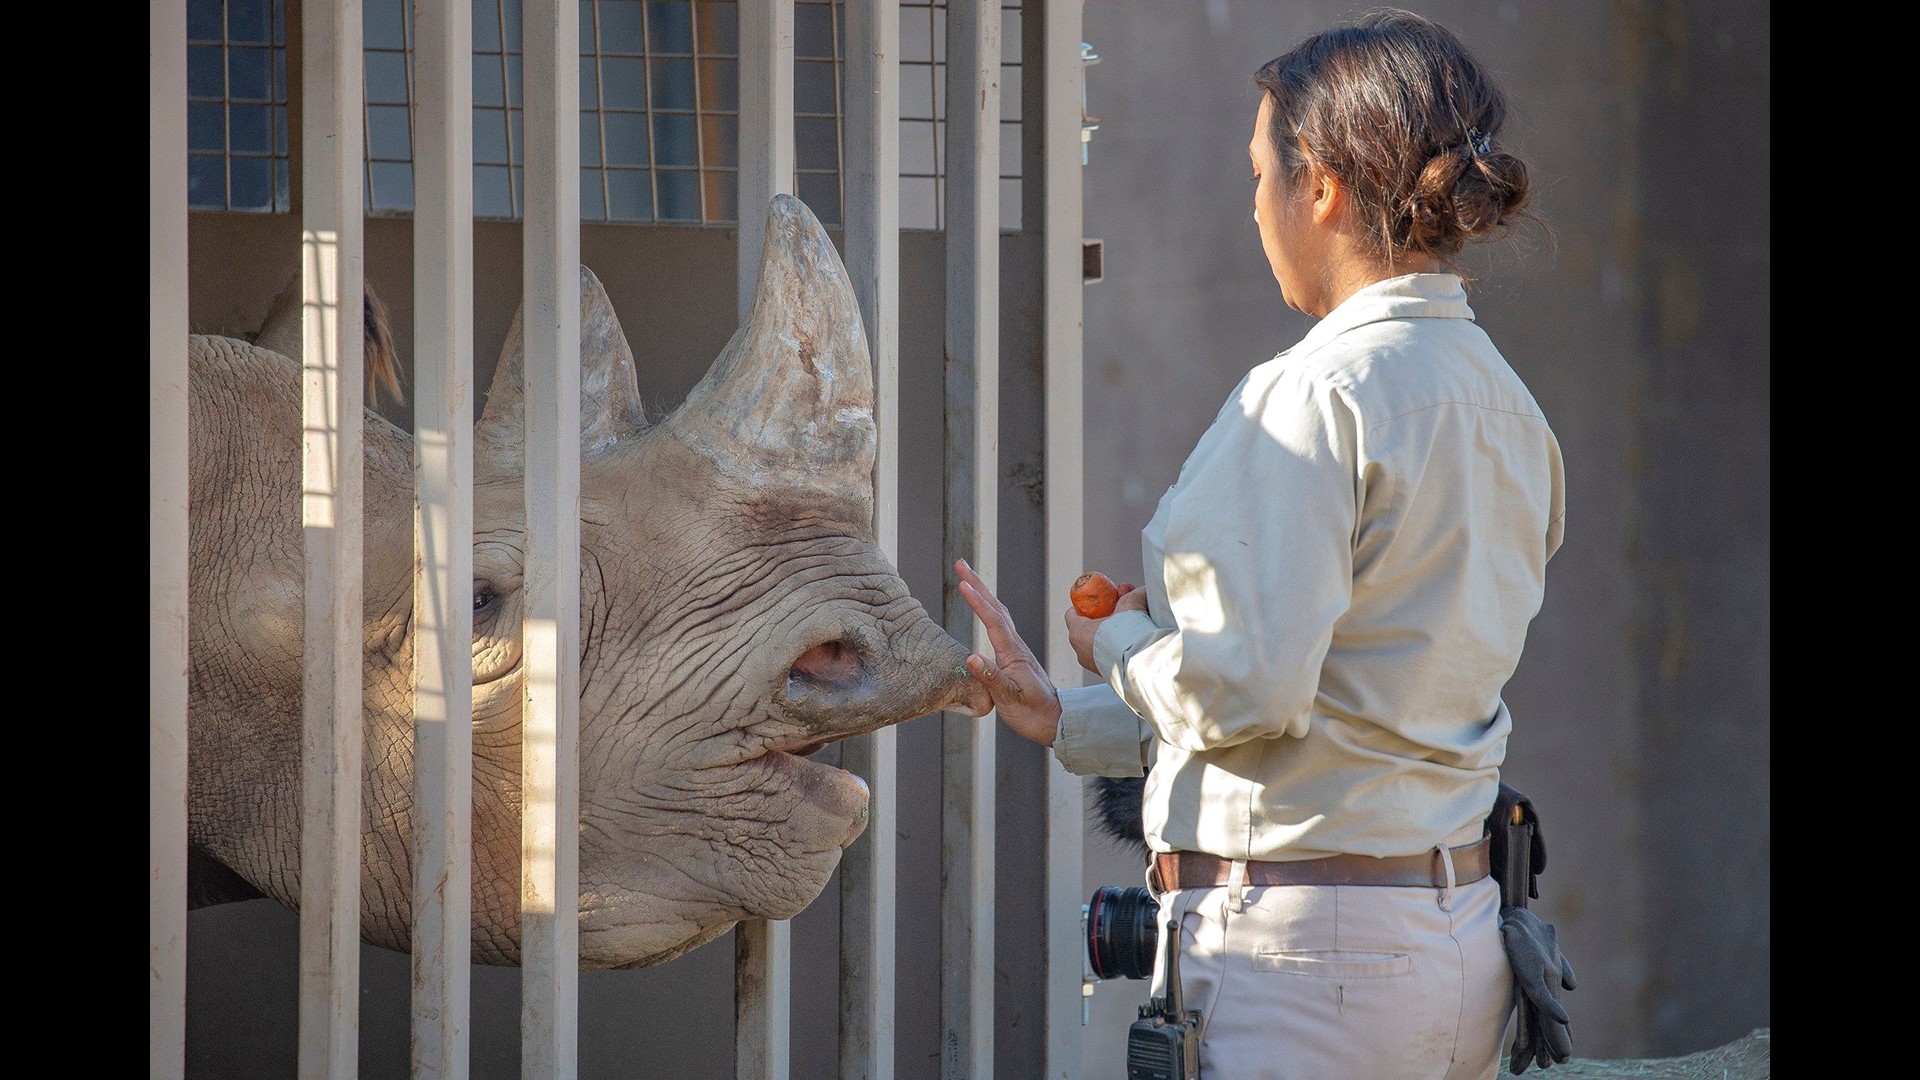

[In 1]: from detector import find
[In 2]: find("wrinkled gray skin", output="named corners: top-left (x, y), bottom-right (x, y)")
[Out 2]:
top-left (187, 196), bottom-right (980, 968)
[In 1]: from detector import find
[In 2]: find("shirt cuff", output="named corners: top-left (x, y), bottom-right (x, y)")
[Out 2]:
top-left (1092, 610), bottom-right (1161, 681)
top-left (1052, 684), bottom-right (1150, 778)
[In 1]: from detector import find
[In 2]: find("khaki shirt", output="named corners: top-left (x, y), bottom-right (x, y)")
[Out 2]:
top-left (1056, 272), bottom-right (1565, 862)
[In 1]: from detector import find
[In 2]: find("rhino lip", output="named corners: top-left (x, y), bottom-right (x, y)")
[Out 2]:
top-left (761, 749), bottom-right (872, 849)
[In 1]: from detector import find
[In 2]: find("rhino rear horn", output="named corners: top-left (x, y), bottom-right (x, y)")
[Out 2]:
top-left (475, 265), bottom-right (647, 477)
top-left (662, 195), bottom-right (875, 508)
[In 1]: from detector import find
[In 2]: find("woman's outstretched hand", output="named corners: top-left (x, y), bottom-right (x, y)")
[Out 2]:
top-left (954, 558), bottom-right (1063, 747)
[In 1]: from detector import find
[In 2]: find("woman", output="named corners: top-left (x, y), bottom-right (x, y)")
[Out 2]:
top-left (957, 9), bottom-right (1566, 1078)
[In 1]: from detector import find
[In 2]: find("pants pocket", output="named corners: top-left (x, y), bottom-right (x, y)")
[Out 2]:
top-left (1252, 949), bottom-right (1414, 979)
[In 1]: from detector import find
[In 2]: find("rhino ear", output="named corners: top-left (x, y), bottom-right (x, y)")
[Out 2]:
top-left (475, 266), bottom-right (647, 477)
top-left (661, 195), bottom-right (874, 510)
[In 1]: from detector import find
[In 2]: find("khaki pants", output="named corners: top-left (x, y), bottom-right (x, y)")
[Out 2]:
top-left (1148, 842), bottom-right (1512, 1079)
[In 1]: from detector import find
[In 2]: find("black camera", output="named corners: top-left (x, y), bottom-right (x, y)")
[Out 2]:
top-left (1085, 885), bottom-right (1161, 981)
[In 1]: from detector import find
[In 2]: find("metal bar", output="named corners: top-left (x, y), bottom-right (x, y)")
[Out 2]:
top-left (941, 3), bottom-right (999, 1078)
top-left (734, 920), bottom-right (792, 1080)
top-left (736, 4), bottom-right (795, 1078)
top-left (150, 1), bottom-right (188, 1075)
top-left (829, 0), bottom-right (846, 222)
top-left (736, 0), bottom-right (795, 313)
top-left (1039, 2), bottom-right (1086, 1077)
top-left (591, 3), bottom-right (612, 222)
top-left (298, 2), bottom-right (366, 1077)
top-left (496, 3), bottom-right (517, 215)
top-left (639, 0), bottom-right (662, 218)
top-left (520, 0), bottom-right (582, 1076)
top-left (412, 0), bottom-right (476, 1074)
top-left (838, 1), bottom-right (900, 1077)
top-left (688, 2), bottom-right (708, 220)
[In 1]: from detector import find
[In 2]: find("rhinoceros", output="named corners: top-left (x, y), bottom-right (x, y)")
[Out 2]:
top-left (187, 195), bottom-right (985, 969)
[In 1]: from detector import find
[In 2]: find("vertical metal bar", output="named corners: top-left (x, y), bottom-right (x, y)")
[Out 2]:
top-left (832, 0), bottom-right (846, 221)
top-left (638, 0), bottom-right (662, 217)
top-left (497, 3), bottom-right (517, 215)
top-left (150, 1), bottom-right (188, 1076)
top-left (412, 0), bottom-right (475, 1075)
top-left (688, 2), bottom-right (708, 221)
top-left (520, 0), bottom-right (581, 1077)
top-left (298, 2), bottom-right (366, 1077)
top-left (734, 918), bottom-right (790, 1080)
top-left (941, 3), bottom-right (998, 1078)
top-left (737, 0), bottom-right (796, 312)
top-left (838, 2), bottom-right (899, 1077)
top-left (591, 3), bottom-right (612, 222)
top-left (1039, 2), bottom-right (1086, 1077)
top-left (220, 0), bottom-right (234, 209)
top-left (736, 5), bottom-right (796, 1080)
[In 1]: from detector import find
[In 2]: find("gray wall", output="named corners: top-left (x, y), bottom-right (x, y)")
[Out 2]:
top-left (1073, 0), bottom-right (1768, 1073)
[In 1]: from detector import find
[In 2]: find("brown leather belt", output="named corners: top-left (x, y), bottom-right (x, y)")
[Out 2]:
top-left (1150, 835), bottom-right (1492, 893)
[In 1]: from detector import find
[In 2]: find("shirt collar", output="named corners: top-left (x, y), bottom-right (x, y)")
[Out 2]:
top-left (1292, 272), bottom-right (1475, 356)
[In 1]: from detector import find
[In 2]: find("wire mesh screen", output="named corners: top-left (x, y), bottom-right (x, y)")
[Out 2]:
top-left (188, 0), bottom-right (1021, 228)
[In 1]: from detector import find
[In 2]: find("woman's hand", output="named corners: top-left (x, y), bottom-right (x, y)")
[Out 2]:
top-left (954, 559), bottom-right (1063, 748)
top-left (1067, 580), bottom-right (1145, 673)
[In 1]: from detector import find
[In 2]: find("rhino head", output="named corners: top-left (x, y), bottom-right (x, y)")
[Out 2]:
top-left (187, 195), bottom-right (983, 968)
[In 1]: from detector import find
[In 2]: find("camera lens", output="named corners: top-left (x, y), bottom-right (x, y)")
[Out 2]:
top-left (1086, 886), bottom-right (1160, 981)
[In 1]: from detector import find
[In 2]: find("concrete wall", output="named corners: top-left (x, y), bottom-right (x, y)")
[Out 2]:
top-left (183, 213), bottom-right (1057, 1079)
top-left (1073, 0), bottom-right (1768, 1073)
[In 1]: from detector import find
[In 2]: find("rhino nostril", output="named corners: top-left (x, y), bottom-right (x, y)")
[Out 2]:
top-left (790, 639), bottom-right (863, 686)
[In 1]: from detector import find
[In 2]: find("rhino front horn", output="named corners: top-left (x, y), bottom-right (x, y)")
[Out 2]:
top-left (664, 194), bottom-right (876, 504)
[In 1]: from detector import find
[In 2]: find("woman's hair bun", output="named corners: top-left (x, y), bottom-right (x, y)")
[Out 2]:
top-left (1403, 138), bottom-right (1533, 254)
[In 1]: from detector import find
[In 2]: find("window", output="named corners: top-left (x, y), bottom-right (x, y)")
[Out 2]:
top-left (188, 0), bottom-right (1022, 228)
top-left (187, 0), bottom-right (291, 212)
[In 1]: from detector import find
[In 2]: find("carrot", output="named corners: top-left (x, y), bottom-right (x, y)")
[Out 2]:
top-left (1071, 571), bottom-right (1122, 618)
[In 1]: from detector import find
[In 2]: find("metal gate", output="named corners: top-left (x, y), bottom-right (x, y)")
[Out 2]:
top-left (150, 1), bottom-right (1087, 1076)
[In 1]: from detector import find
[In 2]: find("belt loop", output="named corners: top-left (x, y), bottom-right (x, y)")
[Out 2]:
top-left (1433, 842), bottom-right (1458, 912)
top-left (1226, 858), bottom-right (1248, 914)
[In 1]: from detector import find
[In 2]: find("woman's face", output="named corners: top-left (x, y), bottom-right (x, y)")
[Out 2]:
top-left (1249, 94), bottom-right (1327, 315)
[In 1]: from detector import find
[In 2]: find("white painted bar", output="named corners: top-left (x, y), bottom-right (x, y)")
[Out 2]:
top-left (735, 4), bottom-right (796, 1078)
top-left (838, 1), bottom-right (900, 1077)
top-left (298, 3), bottom-right (366, 1077)
top-left (734, 920), bottom-right (791, 1080)
top-left (941, 3), bottom-right (1000, 1078)
top-left (736, 0), bottom-right (796, 313)
top-left (149, 1), bottom-right (188, 1076)
top-left (1040, 3), bottom-right (1087, 1077)
top-left (411, 0), bottom-right (476, 1074)
top-left (520, 1), bottom-right (582, 1076)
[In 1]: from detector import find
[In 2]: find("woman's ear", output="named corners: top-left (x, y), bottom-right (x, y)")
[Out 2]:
top-left (1308, 162), bottom-right (1345, 226)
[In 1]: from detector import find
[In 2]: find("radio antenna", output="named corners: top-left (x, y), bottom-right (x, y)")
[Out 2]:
top-left (1162, 921), bottom-right (1183, 1019)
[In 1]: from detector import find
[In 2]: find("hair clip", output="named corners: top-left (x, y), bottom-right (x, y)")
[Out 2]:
top-left (1467, 127), bottom-right (1492, 156)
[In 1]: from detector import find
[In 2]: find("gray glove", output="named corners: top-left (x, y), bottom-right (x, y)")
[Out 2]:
top-left (1500, 906), bottom-right (1576, 1072)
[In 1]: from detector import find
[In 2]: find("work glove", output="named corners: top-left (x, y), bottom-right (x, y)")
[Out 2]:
top-left (1500, 905), bottom-right (1576, 1072)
